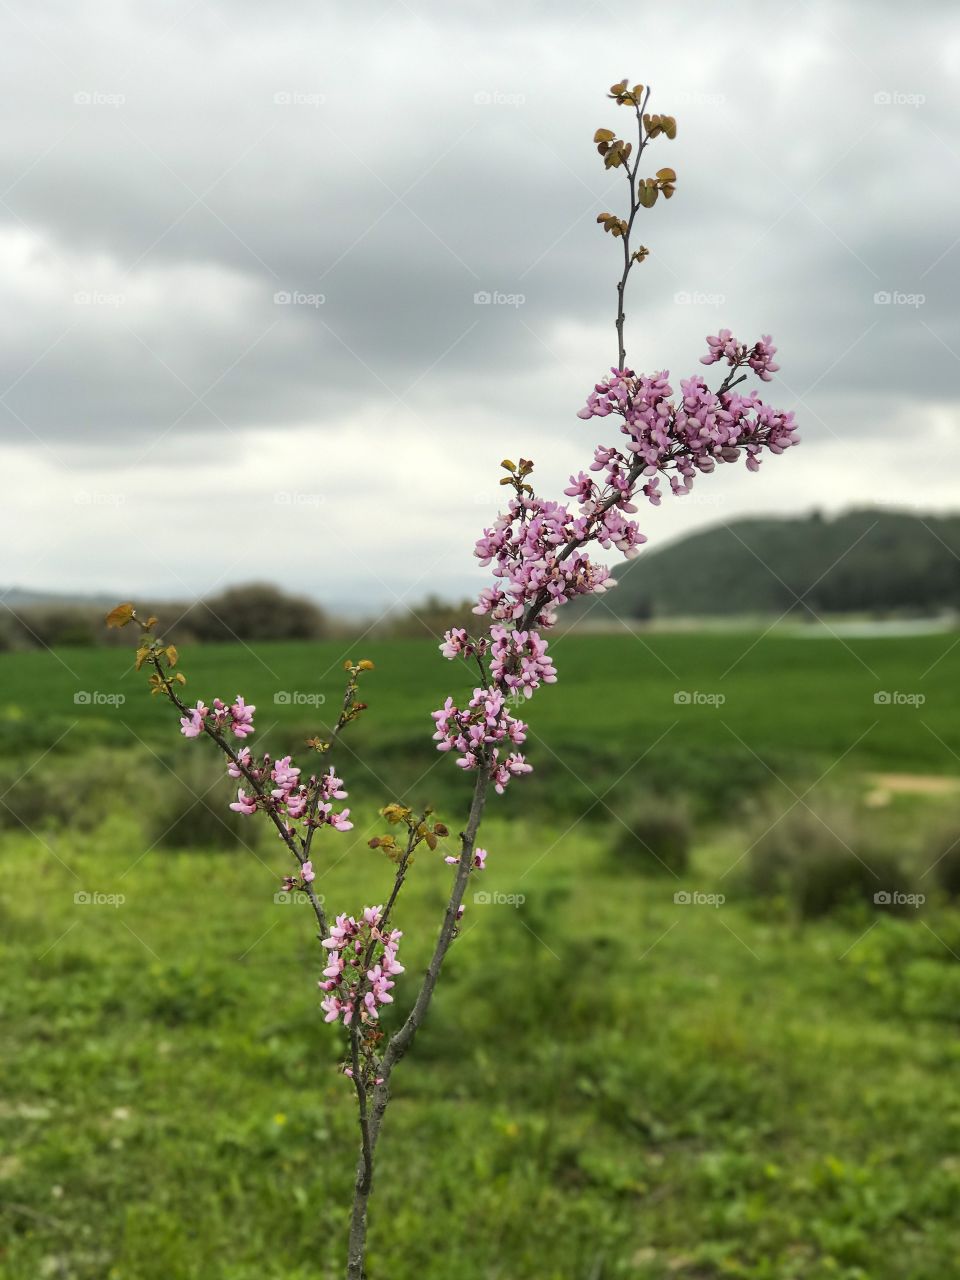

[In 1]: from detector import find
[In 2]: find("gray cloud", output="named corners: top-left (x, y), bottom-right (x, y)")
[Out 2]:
top-left (0, 0), bottom-right (957, 604)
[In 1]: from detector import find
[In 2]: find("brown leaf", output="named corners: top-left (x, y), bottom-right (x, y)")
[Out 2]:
top-left (105, 602), bottom-right (135, 629)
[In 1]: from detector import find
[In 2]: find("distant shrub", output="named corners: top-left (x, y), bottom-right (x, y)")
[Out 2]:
top-left (13, 606), bottom-right (101, 648)
top-left (927, 818), bottom-right (960, 898)
top-left (610, 793), bottom-right (691, 875)
top-left (0, 748), bottom-right (160, 833)
top-left (181, 583), bottom-right (328, 643)
top-left (0, 748), bottom-right (246, 851)
top-left (743, 802), bottom-right (914, 918)
top-left (146, 754), bottom-right (250, 851)
top-left (380, 594), bottom-right (477, 640)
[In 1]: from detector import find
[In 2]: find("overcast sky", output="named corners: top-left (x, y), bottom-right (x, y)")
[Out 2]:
top-left (1, 0), bottom-right (957, 614)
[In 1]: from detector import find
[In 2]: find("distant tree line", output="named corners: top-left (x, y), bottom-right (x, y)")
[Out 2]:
top-left (0, 583), bottom-right (331, 651)
top-left (0, 584), bottom-right (481, 651)
top-left (569, 509), bottom-right (960, 622)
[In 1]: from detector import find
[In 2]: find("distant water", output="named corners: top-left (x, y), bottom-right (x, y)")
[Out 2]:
top-left (572, 614), bottom-right (958, 638)
top-left (785, 616), bottom-right (957, 639)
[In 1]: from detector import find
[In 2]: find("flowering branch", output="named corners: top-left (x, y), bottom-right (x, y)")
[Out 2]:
top-left (106, 76), bottom-right (798, 1280)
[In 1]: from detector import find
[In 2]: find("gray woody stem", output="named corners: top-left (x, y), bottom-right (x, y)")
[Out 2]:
top-left (345, 770), bottom-right (490, 1279)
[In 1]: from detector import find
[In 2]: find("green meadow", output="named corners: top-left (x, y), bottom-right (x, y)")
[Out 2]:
top-left (3, 629), bottom-right (960, 1279)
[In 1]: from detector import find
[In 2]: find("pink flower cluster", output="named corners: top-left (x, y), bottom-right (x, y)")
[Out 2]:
top-left (487, 625), bottom-right (557, 699)
top-left (179, 696), bottom-right (255, 740)
top-left (441, 625), bottom-right (556, 701)
top-left (226, 751), bottom-right (353, 834)
top-left (432, 688), bottom-right (531, 794)
top-left (319, 905), bottom-right (405, 1027)
top-left (700, 329), bottom-right (780, 381)
top-left (474, 495), bottom-right (617, 629)
top-left (439, 628), bottom-right (487, 661)
top-left (431, 331), bottom-right (796, 802)
top-left (576, 334), bottom-right (797, 501)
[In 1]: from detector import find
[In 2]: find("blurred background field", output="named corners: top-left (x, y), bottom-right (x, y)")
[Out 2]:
top-left (4, 626), bottom-right (960, 1279)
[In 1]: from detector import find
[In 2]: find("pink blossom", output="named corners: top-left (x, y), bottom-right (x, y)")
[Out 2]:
top-left (229, 695), bottom-right (256, 739)
top-left (229, 788), bottom-right (257, 816)
top-left (179, 701), bottom-right (207, 738)
top-left (321, 995), bottom-right (342, 1023)
top-left (319, 906), bottom-right (404, 1028)
top-left (227, 746), bottom-right (252, 778)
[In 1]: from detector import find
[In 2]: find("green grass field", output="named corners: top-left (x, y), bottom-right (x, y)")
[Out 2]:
top-left (6, 628), bottom-right (960, 790)
top-left (3, 631), bottom-right (960, 1278)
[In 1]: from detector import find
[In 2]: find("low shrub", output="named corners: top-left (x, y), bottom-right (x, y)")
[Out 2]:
top-left (145, 753), bottom-right (250, 851)
top-left (609, 793), bottom-right (691, 876)
top-left (927, 816), bottom-right (960, 898)
top-left (743, 801), bottom-right (915, 918)
top-left (0, 747), bottom-right (160, 833)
